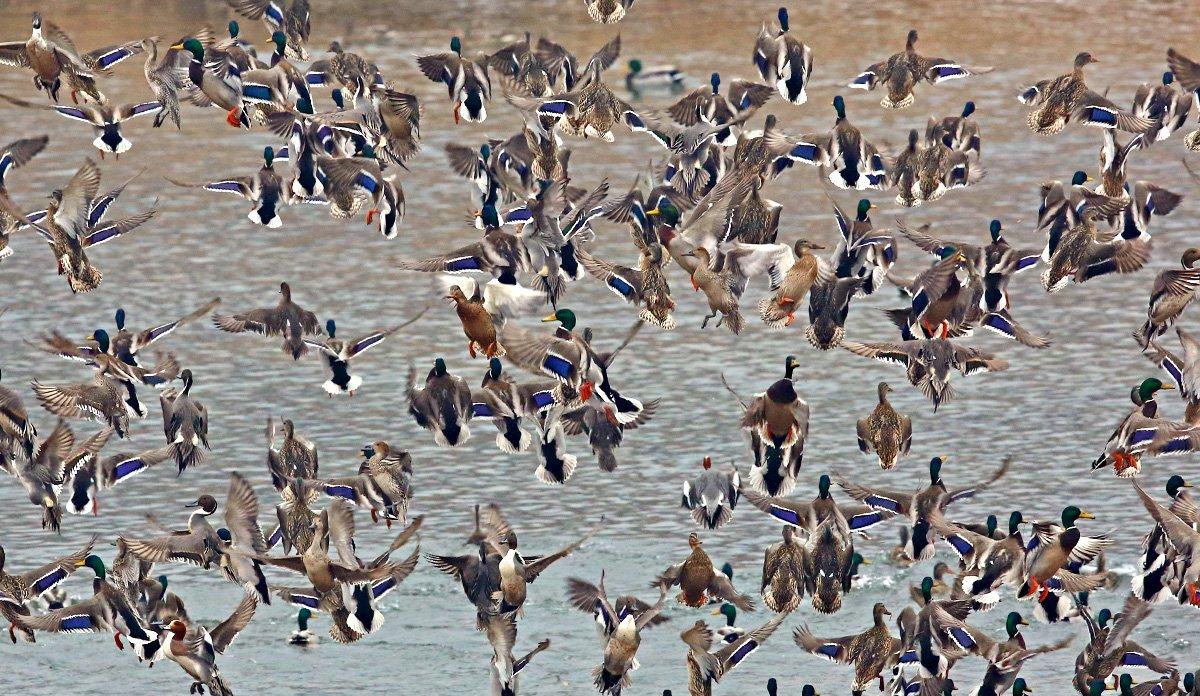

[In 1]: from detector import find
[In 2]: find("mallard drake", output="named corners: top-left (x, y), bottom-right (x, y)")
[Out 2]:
top-left (830, 199), bottom-right (895, 298)
top-left (934, 510), bottom-right (1027, 605)
top-left (158, 591), bottom-right (257, 695)
top-left (794, 602), bottom-right (897, 693)
top-left (417, 37), bottom-right (491, 123)
top-left (1133, 71), bottom-right (1193, 144)
top-left (739, 355), bottom-right (808, 496)
top-left (0, 92), bottom-right (162, 158)
top-left (28, 158), bottom-right (156, 294)
top-left (850, 29), bottom-right (991, 109)
top-left (0, 535), bottom-right (94, 640)
top-left (1018, 52), bottom-right (1153, 135)
top-left (711, 603), bottom-right (745, 644)
top-left (1132, 475), bottom-right (1196, 603)
top-left (932, 101), bottom-right (982, 157)
top-left (1035, 171), bottom-right (1124, 256)
top-left (654, 532), bottom-right (753, 610)
top-left (288, 607), bottom-right (317, 646)
top-left (0, 134), bottom-right (48, 260)
top-left (1134, 248), bottom-right (1200, 347)
top-left (667, 72), bottom-right (772, 147)
top-left (1116, 181), bottom-right (1182, 246)
top-left (587, 0), bottom-right (635, 24)
top-left (12, 553), bottom-right (156, 655)
top-left (168, 146), bottom-right (289, 227)
top-left (577, 242), bottom-right (676, 329)
top-left (60, 299), bottom-right (219, 370)
top-left (969, 613), bottom-right (1072, 696)
top-left (856, 382), bottom-right (912, 470)
top-left (886, 244), bottom-right (969, 339)
top-left (625, 59), bottom-right (685, 92)
top-left (893, 124), bottom-right (976, 207)
top-left (0, 13), bottom-right (145, 103)
top-left (172, 37), bottom-right (249, 128)
top-left (566, 570), bottom-right (666, 695)
top-left (42, 324), bottom-right (182, 409)
top-left (395, 206), bottom-right (530, 277)
top-left (315, 153), bottom-right (404, 238)
top-left (759, 525), bottom-right (805, 613)
top-left (837, 455), bottom-right (1010, 562)
top-left (1091, 378), bottom-right (1200, 477)
top-left (225, 0), bottom-right (310, 60)
top-left (742, 474), bottom-right (894, 538)
top-left (681, 613), bottom-right (789, 696)
top-left (472, 358), bottom-right (561, 454)
top-left (901, 575), bottom-right (997, 678)
top-left (1019, 506), bottom-right (1111, 600)
top-left (212, 281), bottom-right (324, 359)
top-left (487, 517), bottom-right (602, 615)
top-left (312, 442), bottom-right (414, 525)
top-left (681, 456), bottom-right (741, 530)
top-left (427, 540), bottom-right (503, 627)
top-left (159, 369), bottom-right (208, 474)
top-left (753, 7), bottom-right (812, 105)
top-left (535, 34), bottom-right (622, 93)
top-left (841, 338), bottom-right (1009, 410)
top-left (406, 357), bottom-right (473, 447)
top-left (1072, 594), bottom-right (1175, 694)
top-left (806, 275), bottom-right (861, 350)
top-left (1132, 478), bottom-right (1200, 606)
top-left (909, 562), bottom-right (953, 605)
top-left (803, 516), bottom-right (859, 614)
top-left (769, 96), bottom-right (888, 190)
top-left (305, 315), bottom-right (418, 396)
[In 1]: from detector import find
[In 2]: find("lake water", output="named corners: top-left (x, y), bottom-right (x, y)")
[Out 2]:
top-left (0, 0), bottom-right (1198, 693)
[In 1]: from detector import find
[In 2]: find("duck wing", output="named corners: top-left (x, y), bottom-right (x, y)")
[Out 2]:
top-left (209, 591), bottom-right (258, 654)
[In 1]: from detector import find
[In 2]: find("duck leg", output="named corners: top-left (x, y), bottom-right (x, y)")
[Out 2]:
top-left (700, 310), bottom-right (717, 329)
top-left (113, 631), bottom-right (125, 650)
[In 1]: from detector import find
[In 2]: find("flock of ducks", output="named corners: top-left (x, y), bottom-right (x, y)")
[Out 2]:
top-left (0, 1), bottom-right (1199, 694)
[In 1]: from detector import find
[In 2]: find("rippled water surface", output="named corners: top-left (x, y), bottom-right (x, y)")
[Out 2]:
top-left (1, 0), bottom-right (1199, 693)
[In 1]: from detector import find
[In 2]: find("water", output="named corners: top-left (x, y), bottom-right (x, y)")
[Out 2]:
top-left (0, 0), bottom-right (1198, 692)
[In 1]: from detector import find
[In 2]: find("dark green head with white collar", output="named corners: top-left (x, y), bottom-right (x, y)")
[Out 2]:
top-left (227, 21), bottom-right (240, 39)
top-left (920, 576), bottom-right (934, 601)
top-left (626, 59), bottom-right (642, 75)
top-left (649, 199), bottom-right (680, 227)
top-left (833, 95), bottom-right (846, 120)
top-left (989, 219), bottom-right (1002, 242)
top-left (937, 245), bottom-right (958, 260)
top-left (331, 88), bottom-right (345, 109)
top-left (777, 7), bottom-right (790, 32)
top-left (1005, 611), bottom-right (1028, 637)
top-left (721, 562), bottom-right (733, 579)
top-left (928, 456), bottom-right (945, 484)
top-left (856, 199), bottom-right (872, 220)
top-left (180, 38), bottom-right (205, 61)
top-left (1096, 607), bottom-right (1112, 628)
top-left (542, 308), bottom-right (576, 331)
top-left (1167, 474), bottom-right (1192, 497)
top-left (450, 36), bottom-right (462, 54)
top-left (271, 31), bottom-right (287, 54)
top-left (1137, 377), bottom-right (1171, 403)
top-left (157, 574), bottom-right (169, 589)
top-left (1071, 170), bottom-right (1089, 186)
top-left (83, 554), bottom-right (105, 579)
top-left (1118, 674), bottom-right (1134, 696)
top-left (1061, 505), bottom-right (1094, 527)
top-left (487, 357), bottom-right (502, 379)
top-left (1008, 510), bottom-right (1025, 535)
top-left (716, 602), bottom-right (736, 625)
top-left (91, 329), bottom-right (110, 353)
top-left (297, 607), bottom-right (312, 629)
top-left (1087, 679), bottom-right (1106, 696)
top-left (433, 357), bottom-right (447, 376)
top-left (263, 146), bottom-right (275, 167)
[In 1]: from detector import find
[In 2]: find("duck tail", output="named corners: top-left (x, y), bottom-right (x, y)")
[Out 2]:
top-left (757, 296), bottom-right (790, 329)
top-left (592, 665), bottom-right (629, 694)
top-left (534, 425), bottom-right (577, 485)
top-left (495, 418), bottom-right (530, 454)
top-left (724, 307), bottom-right (744, 335)
top-left (596, 446), bottom-right (618, 473)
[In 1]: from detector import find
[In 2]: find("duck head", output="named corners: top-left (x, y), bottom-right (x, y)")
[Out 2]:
top-left (1087, 679), bottom-right (1106, 696)
top-left (321, 318), bottom-right (335, 338)
top-left (720, 562), bottom-right (733, 579)
top-left (687, 532), bottom-right (702, 551)
top-left (794, 239), bottom-right (825, 255)
top-left (180, 369), bottom-right (193, 394)
top-left (270, 31), bottom-right (287, 56)
top-left (450, 36), bottom-right (462, 55)
top-left (1096, 607), bottom-right (1112, 628)
top-left (1118, 674), bottom-right (1134, 696)
top-left (783, 354), bottom-right (801, 379)
top-left (1012, 678), bottom-right (1030, 696)
top-left (905, 29), bottom-right (919, 50)
top-left (297, 607), bottom-right (312, 630)
top-left (157, 574), bottom-right (169, 590)
top-left (186, 494), bottom-right (218, 515)
top-left (776, 7), bottom-right (789, 32)
top-left (216, 527), bottom-right (232, 544)
top-left (817, 474), bottom-right (831, 499)
top-left (263, 146), bottom-right (276, 169)
top-left (928, 456), bottom-right (946, 485)
top-left (856, 198), bottom-right (873, 221)
top-left (80, 553), bottom-right (106, 579)
top-left (1005, 611), bottom-right (1028, 638)
top-left (989, 219), bottom-right (1003, 242)
top-left (711, 602), bottom-right (736, 626)
top-left (1061, 505), bottom-right (1094, 528)
top-left (801, 686), bottom-right (819, 696)
top-left (877, 381), bottom-right (892, 400)
top-left (1008, 510), bottom-right (1025, 535)
top-left (1073, 52), bottom-right (1099, 69)
top-left (961, 101), bottom-right (976, 118)
top-left (849, 551), bottom-right (868, 575)
top-left (432, 357), bottom-right (448, 376)
top-left (487, 357), bottom-right (502, 379)
top-left (1167, 475), bottom-right (1193, 498)
top-left (709, 72), bottom-right (720, 94)
top-left (172, 37), bottom-right (205, 62)
top-left (168, 619), bottom-right (187, 641)
top-left (31, 12), bottom-right (41, 31)
top-left (872, 602), bottom-right (891, 624)
top-left (1184, 673), bottom-right (1195, 692)
top-left (832, 95), bottom-right (846, 120)
top-left (227, 20), bottom-right (240, 39)
top-left (541, 308), bottom-right (577, 330)
top-left (920, 576), bottom-right (934, 602)
top-left (114, 308), bottom-right (126, 330)
top-left (646, 199), bottom-right (681, 227)
top-left (1137, 377), bottom-right (1172, 403)
top-left (91, 329), bottom-right (110, 353)
top-left (282, 419), bottom-right (296, 438)
top-left (766, 678), bottom-right (778, 696)
top-left (1182, 248), bottom-right (1200, 268)
top-left (985, 514), bottom-right (998, 537)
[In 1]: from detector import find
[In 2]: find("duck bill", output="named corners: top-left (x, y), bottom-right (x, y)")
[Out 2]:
top-left (1078, 511), bottom-right (1096, 520)
top-left (540, 313), bottom-right (558, 322)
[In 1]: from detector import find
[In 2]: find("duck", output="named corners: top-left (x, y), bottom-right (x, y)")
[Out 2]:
top-left (830, 198), bottom-right (895, 298)
top-left (158, 592), bottom-right (257, 696)
top-left (841, 337), bottom-right (1009, 410)
top-left (856, 382), bottom-right (912, 470)
top-left (932, 101), bottom-right (982, 158)
top-left (314, 442), bottom-right (414, 525)
top-left (304, 316), bottom-right (417, 396)
top-left (226, 0), bottom-right (310, 60)
top-left (78, 299), bottom-right (220, 370)
top-left (1072, 594), bottom-right (1175, 694)
top-left (681, 456), bottom-right (741, 530)
top-left (654, 532), bottom-right (753, 610)
top-left (265, 417), bottom-right (318, 485)
top-left (138, 35), bottom-right (203, 130)
top-left (28, 158), bottom-right (157, 293)
top-left (1019, 506), bottom-right (1111, 601)
top-left (417, 37), bottom-right (491, 123)
top-left (566, 570), bottom-right (667, 695)
top-left (1132, 478), bottom-right (1200, 607)
top-left (0, 91), bottom-right (163, 159)
top-left (159, 369), bottom-right (208, 474)
top-left (0, 366), bottom-right (37, 460)
top-left (970, 613), bottom-right (1072, 696)
top-left (269, 477), bottom-right (320, 554)
top-left (934, 510), bottom-right (1028, 605)
top-left (909, 562), bottom-right (953, 605)
top-left (804, 516), bottom-right (859, 614)
top-left (849, 29), bottom-right (991, 109)
top-left (1134, 248), bottom-right (1200, 347)
top-left (773, 96), bottom-right (888, 190)
top-left (366, 83), bottom-right (421, 164)
top-left (426, 540), bottom-right (504, 627)
top-left (577, 242), bottom-right (676, 329)
top-left (886, 245), bottom-right (970, 339)
top-left (741, 473), bottom-right (895, 536)
top-left (806, 275), bottom-right (861, 350)
top-left (837, 455), bottom-right (1010, 562)
top-left (498, 308), bottom-right (603, 406)
top-left (167, 146), bottom-right (289, 228)
top-left (587, 0), bottom-right (635, 24)
top-left (484, 613), bottom-right (551, 696)
top-left (1166, 48), bottom-right (1200, 149)
top-left (0, 536), bottom-right (94, 641)
top-left (32, 371), bottom-right (130, 440)
top-left (747, 239), bottom-right (826, 328)
top-left (406, 357), bottom-right (473, 447)
top-left (759, 525), bottom-right (805, 612)
top-left (488, 519), bottom-right (602, 616)
top-left (0, 134), bottom-right (48, 261)
top-left (305, 40), bottom-right (374, 102)
top-left (753, 7), bottom-right (812, 105)
top-left (1019, 52), bottom-right (1153, 135)
top-left (446, 285), bottom-right (505, 359)
top-left (13, 553), bottom-right (156, 656)
top-left (212, 281), bottom-right (324, 359)
top-left (625, 59), bottom-right (686, 92)
top-left (315, 151), bottom-right (404, 238)
top-left (900, 125), bottom-right (976, 206)
top-left (1132, 475), bottom-right (1196, 603)
top-left (38, 328), bottom-right (177, 420)
top-left (681, 613), bottom-right (789, 696)
top-left (794, 602), bottom-right (898, 694)
top-left (288, 607), bottom-right (317, 646)
top-left (471, 358), bottom-right (561, 455)
top-left (486, 32), bottom-right (551, 99)
top-left (173, 37), bottom-right (249, 128)
top-left (1091, 378), bottom-right (1200, 477)
top-left (0, 13), bottom-right (144, 103)
top-left (740, 355), bottom-right (808, 496)
top-left (710, 603), bottom-right (745, 644)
